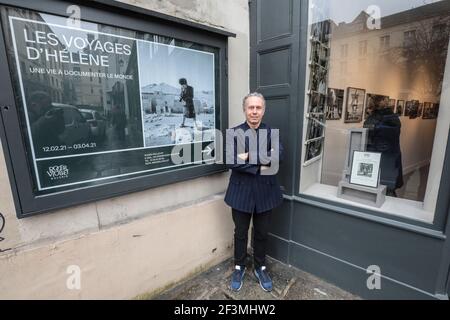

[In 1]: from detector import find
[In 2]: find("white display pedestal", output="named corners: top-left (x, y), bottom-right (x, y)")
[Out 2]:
top-left (336, 128), bottom-right (387, 208)
top-left (337, 180), bottom-right (386, 208)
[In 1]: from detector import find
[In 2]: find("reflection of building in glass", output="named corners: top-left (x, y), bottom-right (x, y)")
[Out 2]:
top-left (320, 1), bottom-right (450, 202)
top-left (328, 1), bottom-right (450, 103)
top-left (1, 10), bottom-right (72, 106)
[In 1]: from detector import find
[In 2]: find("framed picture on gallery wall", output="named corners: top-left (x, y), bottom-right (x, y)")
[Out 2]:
top-left (350, 151), bottom-right (382, 188)
top-left (326, 88), bottom-right (344, 120)
top-left (396, 100), bottom-right (405, 116)
top-left (423, 102), bottom-right (439, 119)
top-left (344, 87), bottom-right (365, 123)
top-left (405, 100), bottom-right (419, 118)
top-left (418, 102), bottom-right (424, 118)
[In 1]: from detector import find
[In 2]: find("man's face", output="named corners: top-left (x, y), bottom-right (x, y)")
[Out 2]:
top-left (244, 96), bottom-right (265, 127)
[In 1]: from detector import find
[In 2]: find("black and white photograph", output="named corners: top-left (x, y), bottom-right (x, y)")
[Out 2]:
top-left (344, 87), bottom-right (365, 123)
top-left (357, 163), bottom-right (373, 178)
top-left (304, 137), bottom-right (323, 163)
top-left (310, 41), bottom-right (321, 65)
top-left (350, 151), bottom-right (382, 188)
top-left (309, 91), bottom-right (326, 114)
top-left (138, 40), bottom-right (216, 148)
top-left (396, 100), bottom-right (405, 116)
top-left (364, 93), bottom-right (390, 120)
top-left (405, 100), bottom-right (419, 118)
top-left (422, 102), bottom-right (439, 119)
top-left (308, 64), bottom-right (327, 94)
top-left (418, 102), bottom-right (424, 118)
top-left (325, 88), bottom-right (344, 120)
top-left (311, 19), bottom-right (331, 44)
top-left (306, 114), bottom-right (325, 140)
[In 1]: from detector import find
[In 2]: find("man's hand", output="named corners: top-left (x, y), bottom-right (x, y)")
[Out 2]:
top-left (237, 152), bottom-right (249, 161)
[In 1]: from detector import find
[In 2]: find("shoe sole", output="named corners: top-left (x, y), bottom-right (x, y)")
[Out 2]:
top-left (254, 270), bottom-right (272, 292)
top-left (230, 269), bottom-right (245, 292)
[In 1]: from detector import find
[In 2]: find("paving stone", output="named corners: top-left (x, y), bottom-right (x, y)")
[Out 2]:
top-left (152, 257), bottom-right (360, 300)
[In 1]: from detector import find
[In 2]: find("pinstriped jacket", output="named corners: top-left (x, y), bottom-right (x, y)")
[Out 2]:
top-left (224, 121), bottom-right (284, 213)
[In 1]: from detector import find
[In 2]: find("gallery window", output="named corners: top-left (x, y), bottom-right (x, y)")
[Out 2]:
top-left (301, 0), bottom-right (450, 225)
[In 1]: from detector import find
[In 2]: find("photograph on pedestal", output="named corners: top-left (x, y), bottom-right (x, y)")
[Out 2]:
top-left (350, 151), bottom-right (382, 188)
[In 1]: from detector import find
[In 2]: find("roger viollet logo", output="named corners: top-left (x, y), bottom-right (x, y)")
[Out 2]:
top-left (46, 164), bottom-right (69, 180)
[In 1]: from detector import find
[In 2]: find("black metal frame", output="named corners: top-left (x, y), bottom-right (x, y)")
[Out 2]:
top-left (0, 0), bottom-right (234, 218)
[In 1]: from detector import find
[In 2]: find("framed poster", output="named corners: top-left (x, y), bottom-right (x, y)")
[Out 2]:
top-left (326, 88), bottom-right (344, 120)
top-left (344, 87), bottom-right (365, 123)
top-left (350, 151), bottom-right (382, 188)
top-left (0, 2), bottom-right (231, 217)
top-left (396, 100), bottom-right (405, 116)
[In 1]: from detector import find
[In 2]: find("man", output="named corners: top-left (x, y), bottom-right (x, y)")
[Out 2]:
top-left (178, 78), bottom-right (197, 129)
top-left (224, 92), bottom-right (284, 292)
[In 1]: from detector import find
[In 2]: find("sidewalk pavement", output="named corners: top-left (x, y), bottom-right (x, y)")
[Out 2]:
top-left (152, 256), bottom-right (361, 300)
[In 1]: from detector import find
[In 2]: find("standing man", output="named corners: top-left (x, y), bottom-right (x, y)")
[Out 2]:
top-left (224, 92), bottom-right (284, 292)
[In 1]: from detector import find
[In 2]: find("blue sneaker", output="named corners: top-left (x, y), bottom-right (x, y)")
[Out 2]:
top-left (254, 266), bottom-right (273, 292)
top-left (230, 265), bottom-right (246, 292)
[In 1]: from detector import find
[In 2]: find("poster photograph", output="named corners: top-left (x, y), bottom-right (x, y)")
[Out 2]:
top-left (350, 151), bottom-right (381, 188)
top-left (137, 41), bottom-right (215, 147)
top-left (7, 11), bottom-right (218, 193)
top-left (344, 87), bottom-right (365, 123)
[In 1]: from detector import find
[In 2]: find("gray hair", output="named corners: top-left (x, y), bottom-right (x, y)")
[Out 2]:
top-left (242, 92), bottom-right (266, 110)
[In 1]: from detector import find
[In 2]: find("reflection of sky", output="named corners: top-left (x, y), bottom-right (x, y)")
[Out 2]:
top-left (311, 0), bottom-right (443, 24)
top-left (138, 40), bottom-right (214, 92)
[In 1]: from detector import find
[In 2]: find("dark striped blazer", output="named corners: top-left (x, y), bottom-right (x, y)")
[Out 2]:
top-left (224, 121), bottom-right (284, 213)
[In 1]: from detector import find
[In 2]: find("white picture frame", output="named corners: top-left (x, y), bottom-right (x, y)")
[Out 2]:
top-left (350, 151), bottom-right (382, 188)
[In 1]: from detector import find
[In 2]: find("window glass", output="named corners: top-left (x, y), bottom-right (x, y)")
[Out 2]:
top-left (301, 0), bottom-right (450, 223)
